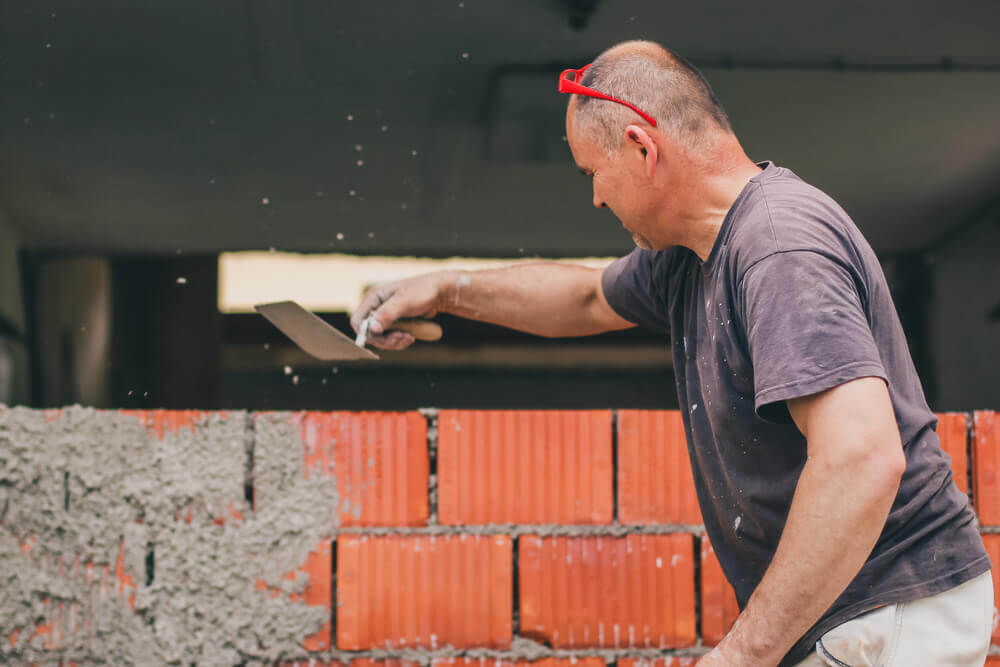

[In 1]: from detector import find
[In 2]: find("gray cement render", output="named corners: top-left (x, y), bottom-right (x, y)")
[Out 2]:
top-left (0, 406), bottom-right (338, 665)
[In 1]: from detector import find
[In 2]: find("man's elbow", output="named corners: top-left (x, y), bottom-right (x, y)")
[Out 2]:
top-left (852, 430), bottom-right (906, 495)
top-left (871, 443), bottom-right (906, 493)
top-left (815, 428), bottom-right (906, 495)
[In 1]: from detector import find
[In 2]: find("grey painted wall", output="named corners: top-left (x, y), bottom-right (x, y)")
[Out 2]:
top-left (930, 210), bottom-right (1000, 411)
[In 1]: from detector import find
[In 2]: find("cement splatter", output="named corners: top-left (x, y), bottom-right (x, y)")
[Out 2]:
top-left (0, 406), bottom-right (338, 664)
top-left (335, 523), bottom-right (705, 537)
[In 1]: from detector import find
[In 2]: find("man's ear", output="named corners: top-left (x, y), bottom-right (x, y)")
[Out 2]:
top-left (625, 124), bottom-right (658, 178)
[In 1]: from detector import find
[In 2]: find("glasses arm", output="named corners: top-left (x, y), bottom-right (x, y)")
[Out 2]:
top-left (558, 69), bottom-right (658, 128)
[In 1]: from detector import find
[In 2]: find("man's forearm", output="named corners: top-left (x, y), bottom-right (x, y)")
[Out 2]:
top-left (433, 263), bottom-right (613, 338)
top-left (707, 450), bottom-right (902, 664)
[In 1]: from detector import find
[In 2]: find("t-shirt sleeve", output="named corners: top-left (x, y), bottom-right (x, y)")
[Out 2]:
top-left (601, 248), bottom-right (671, 334)
top-left (739, 250), bottom-right (888, 423)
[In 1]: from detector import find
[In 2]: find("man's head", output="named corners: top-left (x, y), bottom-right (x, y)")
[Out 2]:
top-left (568, 41), bottom-right (730, 156)
top-left (564, 41), bottom-right (739, 250)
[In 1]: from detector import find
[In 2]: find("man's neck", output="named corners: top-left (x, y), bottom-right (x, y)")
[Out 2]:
top-left (680, 153), bottom-right (763, 262)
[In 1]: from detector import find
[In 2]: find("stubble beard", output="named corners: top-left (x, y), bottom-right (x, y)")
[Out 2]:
top-left (632, 231), bottom-right (652, 249)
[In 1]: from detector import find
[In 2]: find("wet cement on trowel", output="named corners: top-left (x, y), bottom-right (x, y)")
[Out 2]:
top-left (0, 406), bottom-right (338, 664)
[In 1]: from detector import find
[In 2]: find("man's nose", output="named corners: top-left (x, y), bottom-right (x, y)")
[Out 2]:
top-left (592, 188), bottom-right (606, 209)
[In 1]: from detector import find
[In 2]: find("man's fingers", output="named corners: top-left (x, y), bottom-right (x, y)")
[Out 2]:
top-left (351, 277), bottom-right (437, 339)
top-left (350, 310), bottom-right (365, 335)
top-left (369, 301), bottom-right (405, 335)
top-left (383, 332), bottom-right (415, 350)
top-left (362, 332), bottom-right (389, 348)
top-left (351, 286), bottom-right (391, 334)
top-left (364, 331), bottom-right (415, 351)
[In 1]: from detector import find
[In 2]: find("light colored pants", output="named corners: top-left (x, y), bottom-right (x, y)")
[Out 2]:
top-left (795, 570), bottom-right (994, 666)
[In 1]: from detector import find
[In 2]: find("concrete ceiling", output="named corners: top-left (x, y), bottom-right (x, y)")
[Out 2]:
top-left (1, 0), bottom-right (999, 257)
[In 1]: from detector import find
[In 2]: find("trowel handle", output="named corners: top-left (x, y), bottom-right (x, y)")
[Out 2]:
top-left (391, 318), bottom-right (443, 342)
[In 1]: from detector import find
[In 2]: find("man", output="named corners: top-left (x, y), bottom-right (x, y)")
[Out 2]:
top-left (351, 41), bottom-right (993, 665)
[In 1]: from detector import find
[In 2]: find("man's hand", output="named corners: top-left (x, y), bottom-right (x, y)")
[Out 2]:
top-left (694, 644), bottom-right (754, 665)
top-left (351, 273), bottom-right (447, 350)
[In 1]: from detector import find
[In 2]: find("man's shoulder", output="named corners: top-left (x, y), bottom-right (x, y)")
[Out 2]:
top-left (725, 166), bottom-right (863, 279)
top-left (601, 246), bottom-right (691, 333)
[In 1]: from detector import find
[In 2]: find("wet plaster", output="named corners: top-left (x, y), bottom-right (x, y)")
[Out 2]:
top-left (313, 635), bottom-right (705, 664)
top-left (334, 523), bottom-right (705, 537)
top-left (0, 406), bottom-right (338, 665)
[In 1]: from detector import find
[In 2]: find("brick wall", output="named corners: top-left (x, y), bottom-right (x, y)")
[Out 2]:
top-left (0, 407), bottom-right (996, 664)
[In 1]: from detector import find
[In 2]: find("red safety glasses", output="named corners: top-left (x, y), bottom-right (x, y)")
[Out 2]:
top-left (558, 64), bottom-right (658, 127)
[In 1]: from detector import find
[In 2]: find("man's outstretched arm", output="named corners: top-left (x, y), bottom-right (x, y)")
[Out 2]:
top-left (698, 376), bottom-right (906, 666)
top-left (350, 263), bottom-right (634, 349)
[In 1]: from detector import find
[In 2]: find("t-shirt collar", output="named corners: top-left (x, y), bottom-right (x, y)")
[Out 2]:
top-left (701, 160), bottom-right (776, 271)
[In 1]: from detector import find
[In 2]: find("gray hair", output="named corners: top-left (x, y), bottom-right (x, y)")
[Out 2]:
top-left (572, 41), bottom-right (731, 155)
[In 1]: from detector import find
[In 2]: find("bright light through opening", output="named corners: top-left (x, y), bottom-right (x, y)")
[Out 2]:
top-left (218, 252), bottom-right (616, 314)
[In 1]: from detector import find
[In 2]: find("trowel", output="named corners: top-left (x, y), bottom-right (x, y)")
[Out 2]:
top-left (254, 300), bottom-right (442, 361)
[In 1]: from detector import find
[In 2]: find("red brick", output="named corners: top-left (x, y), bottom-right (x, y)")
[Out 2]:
top-left (618, 410), bottom-right (700, 525)
top-left (437, 410), bottom-right (613, 525)
top-left (974, 412), bottom-right (1000, 525)
top-left (936, 412), bottom-right (969, 495)
top-left (431, 656), bottom-right (604, 667)
top-left (985, 656), bottom-right (1000, 666)
top-left (435, 659), bottom-right (607, 667)
top-left (259, 411), bottom-right (428, 526)
top-left (121, 409), bottom-right (213, 439)
top-left (700, 535), bottom-right (740, 646)
top-left (336, 534), bottom-right (512, 649)
top-left (983, 535), bottom-right (1000, 646)
top-left (280, 659), bottom-right (420, 667)
top-left (518, 534), bottom-right (696, 648)
top-left (256, 540), bottom-right (332, 651)
top-left (619, 658), bottom-right (697, 667)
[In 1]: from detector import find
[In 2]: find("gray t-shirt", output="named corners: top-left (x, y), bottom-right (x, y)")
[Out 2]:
top-left (602, 162), bottom-right (990, 665)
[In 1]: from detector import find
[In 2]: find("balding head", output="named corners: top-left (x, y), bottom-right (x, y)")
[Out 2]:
top-left (570, 41), bottom-right (731, 155)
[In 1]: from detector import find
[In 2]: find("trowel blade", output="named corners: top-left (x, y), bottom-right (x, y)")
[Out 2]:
top-left (254, 301), bottom-right (379, 361)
